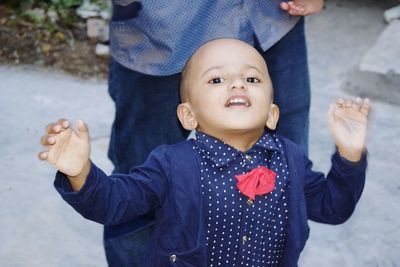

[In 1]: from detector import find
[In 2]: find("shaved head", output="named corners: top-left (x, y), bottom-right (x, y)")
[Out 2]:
top-left (176, 37), bottom-right (278, 141)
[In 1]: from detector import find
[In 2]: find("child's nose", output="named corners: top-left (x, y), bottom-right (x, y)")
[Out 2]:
top-left (229, 77), bottom-right (247, 91)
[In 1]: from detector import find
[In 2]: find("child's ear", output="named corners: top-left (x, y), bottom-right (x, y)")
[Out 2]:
top-left (177, 103), bottom-right (198, 131)
top-left (266, 103), bottom-right (279, 130)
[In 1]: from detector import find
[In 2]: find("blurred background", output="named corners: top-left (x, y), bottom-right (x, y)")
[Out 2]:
top-left (0, 0), bottom-right (111, 79)
top-left (1, 0), bottom-right (400, 266)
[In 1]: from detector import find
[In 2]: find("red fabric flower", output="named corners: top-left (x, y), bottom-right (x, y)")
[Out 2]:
top-left (235, 166), bottom-right (276, 201)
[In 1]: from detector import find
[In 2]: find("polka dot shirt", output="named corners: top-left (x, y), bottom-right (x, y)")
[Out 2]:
top-left (193, 131), bottom-right (290, 267)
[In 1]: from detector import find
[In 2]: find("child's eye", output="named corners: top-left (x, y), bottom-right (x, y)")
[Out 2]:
top-left (209, 77), bottom-right (224, 84)
top-left (246, 77), bottom-right (260, 83)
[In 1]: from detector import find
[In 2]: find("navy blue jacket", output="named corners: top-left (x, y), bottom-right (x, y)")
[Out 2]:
top-left (55, 137), bottom-right (367, 267)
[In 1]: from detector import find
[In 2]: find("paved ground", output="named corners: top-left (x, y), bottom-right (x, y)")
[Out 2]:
top-left (1, 1), bottom-right (399, 266)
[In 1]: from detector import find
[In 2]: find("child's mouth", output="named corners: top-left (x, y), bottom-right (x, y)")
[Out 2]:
top-left (225, 96), bottom-right (251, 107)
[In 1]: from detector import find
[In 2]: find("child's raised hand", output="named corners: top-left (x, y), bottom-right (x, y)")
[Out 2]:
top-left (280, 0), bottom-right (324, 16)
top-left (328, 98), bottom-right (370, 162)
top-left (39, 119), bottom-right (90, 179)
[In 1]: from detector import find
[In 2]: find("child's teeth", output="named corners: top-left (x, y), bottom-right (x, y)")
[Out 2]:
top-left (231, 98), bottom-right (245, 104)
top-left (226, 97), bottom-right (250, 107)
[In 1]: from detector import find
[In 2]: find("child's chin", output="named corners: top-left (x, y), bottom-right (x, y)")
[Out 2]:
top-left (226, 123), bottom-right (264, 132)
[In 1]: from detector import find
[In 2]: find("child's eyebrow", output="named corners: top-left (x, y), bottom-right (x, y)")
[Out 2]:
top-left (200, 64), bottom-right (265, 78)
top-left (200, 65), bottom-right (224, 78)
top-left (245, 64), bottom-right (264, 76)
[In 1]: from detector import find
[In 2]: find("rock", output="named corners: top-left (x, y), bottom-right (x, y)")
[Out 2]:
top-left (98, 25), bottom-right (109, 43)
top-left (41, 43), bottom-right (52, 53)
top-left (360, 20), bottom-right (400, 76)
top-left (55, 32), bottom-right (66, 42)
top-left (384, 5), bottom-right (400, 23)
top-left (342, 20), bottom-right (400, 105)
top-left (87, 18), bottom-right (106, 39)
top-left (342, 69), bottom-right (400, 105)
top-left (95, 43), bottom-right (110, 56)
top-left (76, 0), bottom-right (101, 19)
top-left (100, 10), bottom-right (111, 20)
top-left (47, 9), bottom-right (58, 24)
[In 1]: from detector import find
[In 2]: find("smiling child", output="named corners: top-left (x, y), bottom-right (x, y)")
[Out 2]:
top-left (39, 38), bottom-right (370, 267)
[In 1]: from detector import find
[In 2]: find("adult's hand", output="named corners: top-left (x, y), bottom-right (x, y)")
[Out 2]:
top-left (280, 0), bottom-right (324, 16)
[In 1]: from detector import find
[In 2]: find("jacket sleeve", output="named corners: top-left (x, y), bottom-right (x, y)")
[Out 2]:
top-left (304, 150), bottom-right (367, 224)
top-left (53, 145), bottom-right (170, 226)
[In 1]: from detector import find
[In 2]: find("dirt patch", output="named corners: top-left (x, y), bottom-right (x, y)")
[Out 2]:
top-left (0, 5), bottom-right (109, 80)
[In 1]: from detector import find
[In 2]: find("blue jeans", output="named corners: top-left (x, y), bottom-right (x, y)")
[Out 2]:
top-left (105, 17), bottom-right (309, 266)
top-left (263, 17), bottom-right (310, 151)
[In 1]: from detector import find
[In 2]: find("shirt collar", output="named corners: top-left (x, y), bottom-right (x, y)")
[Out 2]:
top-left (194, 130), bottom-right (281, 167)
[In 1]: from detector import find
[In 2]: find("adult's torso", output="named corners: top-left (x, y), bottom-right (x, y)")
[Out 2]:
top-left (110, 0), bottom-right (300, 75)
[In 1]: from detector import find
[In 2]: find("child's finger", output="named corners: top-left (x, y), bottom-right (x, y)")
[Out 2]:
top-left (75, 120), bottom-right (90, 140)
top-left (38, 151), bottom-right (48, 161)
top-left (57, 118), bottom-right (70, 130)
top-left (336, 98), bottom-right (345, 107)
top-left (46, 122), bottom-right (64, 134)
top-left (343, 99), bottom-right (352, 108)
top-left (76, 120), bottom-right (87, 131)
top-left (46, 119), bottom-right (70, 134)
top-left (354, 97), bottom-right (364, 110)
top-left (288, 2), bottom-right (306, 15)
top-left (331, 99), bottom-right (349, 120)
top-left (46, 123), bottom-right (56, 134)
top-left (360, 98), bottom-right (370, 116)
top-left (40, 135), bottom-right (55, 146)
top-left (280, 1), bottom-right (306, 16)
top-left (280, 2), bottom-right (290, 11)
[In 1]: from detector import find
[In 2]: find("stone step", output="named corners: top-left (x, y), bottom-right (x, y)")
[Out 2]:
top-left (384, 4), bottom-right (400, 23)
top-left (342, 19), bottom-right (400, 105)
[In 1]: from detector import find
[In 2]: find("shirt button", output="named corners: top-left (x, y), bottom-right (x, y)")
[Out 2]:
top-left (245, 154), bottom-right (252, 161)
top-left (242, 235), bottom-right (249, 244)
top-left (170, 254), bottom-right (177, 262)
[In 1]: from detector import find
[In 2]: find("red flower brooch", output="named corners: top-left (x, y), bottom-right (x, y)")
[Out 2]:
top-left (235, 166), bottom-right (276, 205)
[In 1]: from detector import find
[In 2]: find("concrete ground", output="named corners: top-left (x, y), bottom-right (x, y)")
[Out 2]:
top-left (1, 0), bottom-right (399, 266)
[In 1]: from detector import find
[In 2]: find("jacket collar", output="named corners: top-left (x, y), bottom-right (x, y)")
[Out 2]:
top-left (194, 130), bottom-right (281, 168)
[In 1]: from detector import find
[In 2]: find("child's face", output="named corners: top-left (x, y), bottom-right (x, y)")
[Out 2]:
top-left (178, 38), bottom-right (279, 138)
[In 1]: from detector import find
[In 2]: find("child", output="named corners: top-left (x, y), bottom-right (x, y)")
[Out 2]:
top-left (39, 38), bottom-right (370, 267)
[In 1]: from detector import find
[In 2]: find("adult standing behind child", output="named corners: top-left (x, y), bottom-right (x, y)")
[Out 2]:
top-left (39, 38), bottom-right (369, 267)
top-left (106, 0), bottom-right (323, 265)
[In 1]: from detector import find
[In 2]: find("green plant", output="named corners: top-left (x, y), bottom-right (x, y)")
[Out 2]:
top-left (51, 0), bottom-right (83, 8)
top-left (3, 0), bottom-right (84, 12)
top-left (3, 0), bottom-right (111, 40)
